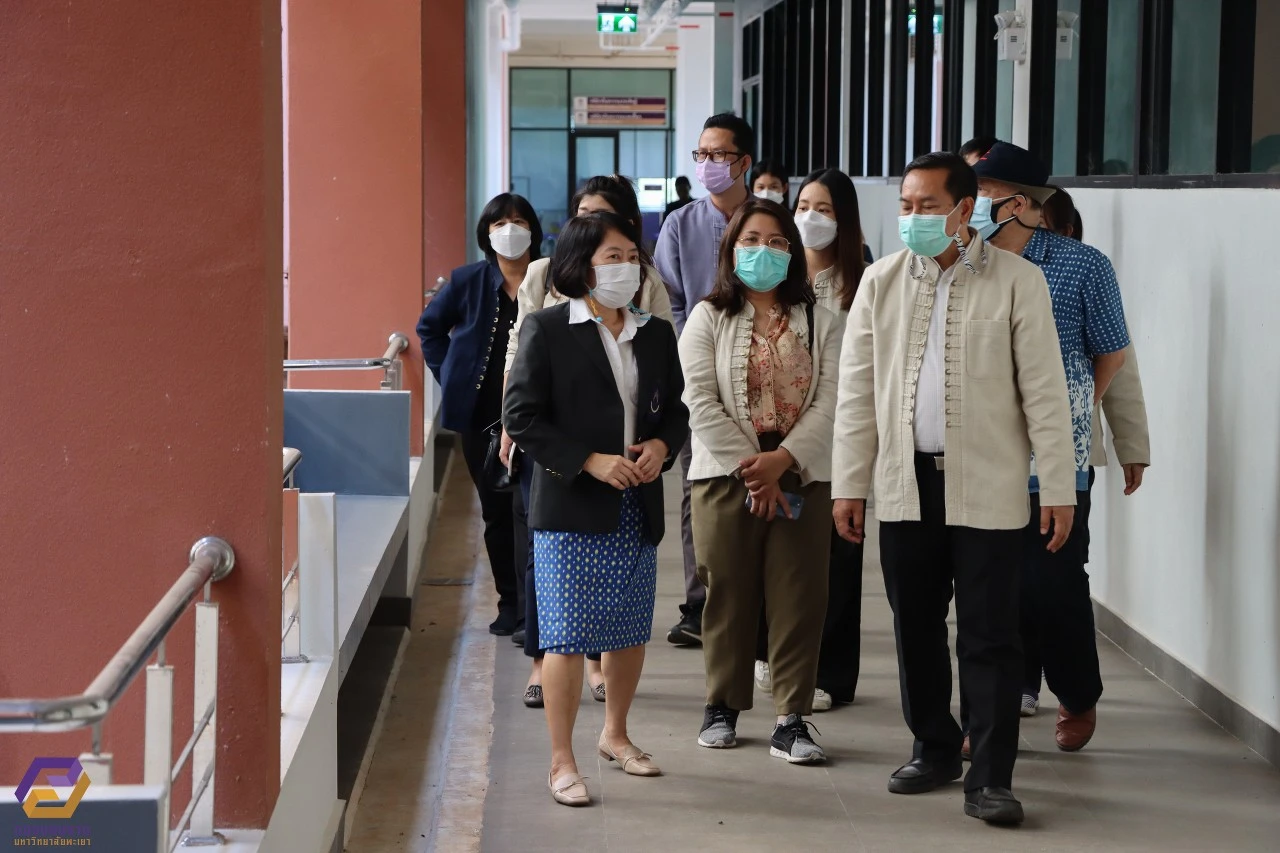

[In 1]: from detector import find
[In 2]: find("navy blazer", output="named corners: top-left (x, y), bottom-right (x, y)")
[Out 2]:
top-left (502, 303), bottom-right (689, 546)
top-left (417, 260), bottom-right (507, 433)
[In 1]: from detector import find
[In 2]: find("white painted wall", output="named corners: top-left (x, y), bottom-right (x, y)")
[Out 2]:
top-left (853, 179), bottom-right (1280, 732)
top-left (675, 17), bottom-right (715, 196)
top-left (1076, 186), bottom-right (1280, 732)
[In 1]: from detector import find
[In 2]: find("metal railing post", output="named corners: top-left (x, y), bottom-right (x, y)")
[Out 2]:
top-left (145, 660), bottom-right (174, 848)
top-left (182, 601), bottom-right (221, 847)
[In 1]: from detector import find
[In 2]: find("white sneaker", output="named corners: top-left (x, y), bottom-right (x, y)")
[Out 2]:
top-left (754, 660), bottom-right (772, 694)
top-left (1020, 693), bottom-right (1040, 717)
top-left (813, 688), bottom-right (833, 712)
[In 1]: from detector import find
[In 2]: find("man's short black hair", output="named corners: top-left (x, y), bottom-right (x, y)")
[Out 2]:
top-left (476, 193), bottom-right (543, 262)
top-left (903, 152), bottom-right (978, 204)
top-left (702, 112), bottom-right (756, 160)
top-left (674, 175), bottom-right (691, 190)
top-left (958, 136), bottom-right (999, 161)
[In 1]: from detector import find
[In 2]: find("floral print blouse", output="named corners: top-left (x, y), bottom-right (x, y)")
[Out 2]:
top-left (746, 305), bottom-right (813, 437)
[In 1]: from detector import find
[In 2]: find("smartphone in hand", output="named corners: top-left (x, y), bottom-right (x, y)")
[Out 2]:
top-left (745, 492), bottom-right (805, 520)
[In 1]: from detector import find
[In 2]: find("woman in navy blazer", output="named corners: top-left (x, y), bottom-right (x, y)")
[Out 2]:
top-left (417, 193), bottom-right (543, 635)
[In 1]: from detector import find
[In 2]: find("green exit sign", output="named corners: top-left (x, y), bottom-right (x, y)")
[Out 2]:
top-left (597, 10), bottom-right (638, 34)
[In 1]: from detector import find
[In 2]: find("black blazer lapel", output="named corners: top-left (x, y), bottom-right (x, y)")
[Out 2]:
top-left (633, 322), bottom-right (666, 435)
top-left (568, 320), bottom-right (618, 392)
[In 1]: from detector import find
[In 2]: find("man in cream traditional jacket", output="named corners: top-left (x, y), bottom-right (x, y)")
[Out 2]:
top-left (831, 153), bottom-right (1075, 826)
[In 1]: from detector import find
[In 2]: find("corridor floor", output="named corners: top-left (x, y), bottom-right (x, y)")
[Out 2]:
top-left (349, 467), bottom-right (1280, 853)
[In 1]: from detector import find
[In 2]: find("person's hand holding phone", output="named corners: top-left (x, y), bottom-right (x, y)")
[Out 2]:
top-left (748, 482), bottom-right (793, 521)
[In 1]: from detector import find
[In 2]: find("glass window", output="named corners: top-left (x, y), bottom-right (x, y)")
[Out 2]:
top-left (1252, 2), bottom-right (1280, 172)
top-left (995, 55), bottom-right (1014, 142)
top-left (510, 130), bottom-right (568, 253)
top-left (1101, 1), bottom-right (1139, 174)
top-left (511, 69), bottom-right (568, 129)
top-left (1052, 0), bottom-right (1082, 176)
top-left (1168, 1), bottom-right (1221, 174)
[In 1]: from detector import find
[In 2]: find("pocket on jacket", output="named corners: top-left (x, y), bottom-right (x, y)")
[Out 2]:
top-left (966, 320), bottom-right (1013, 380)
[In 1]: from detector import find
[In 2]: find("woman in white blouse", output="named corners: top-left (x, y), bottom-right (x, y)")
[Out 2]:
top-left (502, 176), bottom-right (673, 710)
top-left (679, 197), bottom-right (843, 766)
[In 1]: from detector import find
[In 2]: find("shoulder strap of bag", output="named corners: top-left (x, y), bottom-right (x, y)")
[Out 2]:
top-left (806, 303), bottom-right (815, 352)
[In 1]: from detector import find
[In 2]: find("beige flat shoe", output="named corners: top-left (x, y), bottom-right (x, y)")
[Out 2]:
top-left (548, 771), bottom-right (590, 807)
top-left (598, 734), bottom-right (662, 777)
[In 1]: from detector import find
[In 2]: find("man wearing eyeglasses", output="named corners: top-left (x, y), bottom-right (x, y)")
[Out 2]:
top-left (655, 112), bottom-right (756, 648)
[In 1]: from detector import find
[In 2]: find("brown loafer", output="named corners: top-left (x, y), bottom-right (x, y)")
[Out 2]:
top-left (1055, 704), bottom-right (1097, 751)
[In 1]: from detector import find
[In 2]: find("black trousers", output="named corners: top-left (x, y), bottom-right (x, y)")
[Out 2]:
top-left (753, 527), bottom-right (863, 703)
top-left (880, 453), bottom-right (1023, 792)
top-left (1019, 481), bottom-right (1102, 714)
top-left (459, 430), bottom-right (519, 614)
top-left (516, 460), bottom-right (599, 663)
top-left (1022, 466), bottom-right (1097, 696)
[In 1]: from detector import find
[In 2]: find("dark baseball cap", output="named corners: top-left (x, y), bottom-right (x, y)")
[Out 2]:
top-left (972, 142), bottom-right (1057, 204)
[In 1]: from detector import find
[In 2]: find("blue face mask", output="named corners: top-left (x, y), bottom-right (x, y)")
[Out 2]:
top-left (969, 195), bottom-right (1017, 240)
top-left (734, 246), bottom-right (791, 292)
top-left (898, 206), bottom-right (960, 258)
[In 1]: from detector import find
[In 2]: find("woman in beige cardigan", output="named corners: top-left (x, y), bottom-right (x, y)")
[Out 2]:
top-left (501, 175), bottom-right (673, 710)
top-left (679, 197), bottom-right (842, 765)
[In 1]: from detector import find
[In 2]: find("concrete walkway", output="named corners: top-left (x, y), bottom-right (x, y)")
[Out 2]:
top-left (351, 468), bottom-right (1280, 852)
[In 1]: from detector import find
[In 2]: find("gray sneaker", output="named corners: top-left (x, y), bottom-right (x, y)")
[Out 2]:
top-left (698, 705), bottom-right (739, 748)
top-left (770, 714), bottom-right (826, 764)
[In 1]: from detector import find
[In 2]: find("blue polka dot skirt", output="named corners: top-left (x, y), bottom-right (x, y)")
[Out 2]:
top-left (533, 489), bottom-right (657, 655)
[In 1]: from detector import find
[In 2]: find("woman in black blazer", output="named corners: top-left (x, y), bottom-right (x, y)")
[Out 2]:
top-left (503, 211), bottom-right (689, 807)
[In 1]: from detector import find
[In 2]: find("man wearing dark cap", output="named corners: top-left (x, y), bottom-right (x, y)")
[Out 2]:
top-left (972, 141), bottom-right (1130, 753)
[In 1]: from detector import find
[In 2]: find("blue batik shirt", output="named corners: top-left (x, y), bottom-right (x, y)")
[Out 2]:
top-left (1023, 229), bottom-right (1130, 493)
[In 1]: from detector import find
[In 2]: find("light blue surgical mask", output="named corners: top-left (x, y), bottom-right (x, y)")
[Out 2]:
top-left (898, 202), bottom-right (962, 258)
top-left (734, 246), bottom-right (791, 292)
top-left (969, 195), bottom-right (1018, 240)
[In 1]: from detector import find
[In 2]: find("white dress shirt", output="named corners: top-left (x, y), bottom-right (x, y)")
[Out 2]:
top-left (913, 264), bottom-right (956, 453)
top-left (569, 298), bottom-right (646, 455)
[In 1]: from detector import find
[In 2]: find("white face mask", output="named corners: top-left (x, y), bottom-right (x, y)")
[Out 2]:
top-left (755, 189), bottom-right (785, 205)
top-left (489, 223), bottom-right (532, 260)
top-left (794, 209), bottom-right (839, 250)
top-left (590, 263), bottom-right (641, 310)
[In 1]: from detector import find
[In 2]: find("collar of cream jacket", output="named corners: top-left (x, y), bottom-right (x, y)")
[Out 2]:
top-left (678, 299), bottom-right (843, 485)
top-left (831, 234), bottom-right (1078, 530)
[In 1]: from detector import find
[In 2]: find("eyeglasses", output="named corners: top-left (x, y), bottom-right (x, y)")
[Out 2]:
top-left (691, 149), bottom-right (744, 164)
top-left (737, 235), bottom-right (791, 252)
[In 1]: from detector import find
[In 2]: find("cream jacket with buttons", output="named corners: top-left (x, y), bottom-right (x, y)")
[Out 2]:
top-left (503, 257), bottom-right (674, 376)
top-left (832, 236), bottom-right (1077, 529)
top-left (1089, 342), bottom-right (1150, 467)
top-left (679, 299), bottom-right (843, 485)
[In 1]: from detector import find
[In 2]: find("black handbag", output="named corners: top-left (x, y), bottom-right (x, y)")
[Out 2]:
top-left (481, 420), bottom-right (519, 492)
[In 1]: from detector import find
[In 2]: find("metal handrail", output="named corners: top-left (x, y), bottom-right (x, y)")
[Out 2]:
top-left (0, 538), bottom-right (235, 733)
top-left (283, 332), bottom-right (408, 372)
top-left (283, 447), bottom-right (302, 486)
top-left (283, 332), bottom-right (409, 391)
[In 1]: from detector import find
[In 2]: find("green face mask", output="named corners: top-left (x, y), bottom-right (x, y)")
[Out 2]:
top-left (734, 246), bottom-right (791, 292)
top-left (898, 202), bottom-right (961, 257)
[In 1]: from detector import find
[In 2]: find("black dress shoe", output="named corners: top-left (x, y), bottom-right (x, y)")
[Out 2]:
top-left (489, 609), bottom-right (519, 636)
top-left (964, 787), bottom-right (1024, 824)
top-left (887, 757), bottom-right (963, 795)
top-left (511, 628), bottom-right (526, 646)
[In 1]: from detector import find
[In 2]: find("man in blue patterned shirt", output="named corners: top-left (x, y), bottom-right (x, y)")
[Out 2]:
top-left (973, 143), bottom-right (1129, 754)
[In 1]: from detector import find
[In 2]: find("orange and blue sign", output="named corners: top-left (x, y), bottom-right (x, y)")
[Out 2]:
top-left (14, 757), bottom-right (91, 819)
